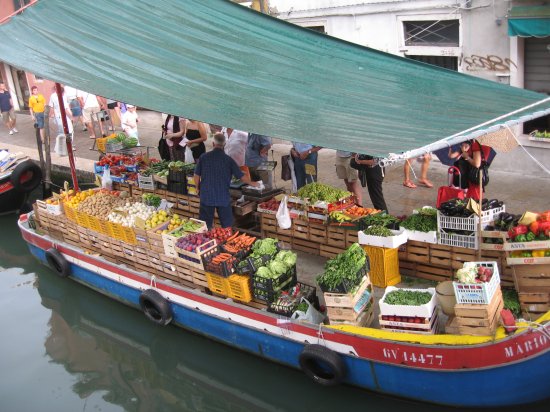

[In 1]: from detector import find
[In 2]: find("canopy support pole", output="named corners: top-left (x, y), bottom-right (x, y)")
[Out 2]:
top-left (54, 82), bottom-right (79, 192)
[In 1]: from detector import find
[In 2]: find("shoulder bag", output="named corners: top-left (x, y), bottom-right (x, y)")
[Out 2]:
top-left (467, 141), bottom-right (489, 188)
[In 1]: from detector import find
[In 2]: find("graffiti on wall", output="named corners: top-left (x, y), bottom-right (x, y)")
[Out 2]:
top-left (462, 55), bottom-right (517, 72)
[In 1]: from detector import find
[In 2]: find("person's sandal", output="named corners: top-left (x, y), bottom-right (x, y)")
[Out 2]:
top-left (403, 180), bottom-right (417, 189)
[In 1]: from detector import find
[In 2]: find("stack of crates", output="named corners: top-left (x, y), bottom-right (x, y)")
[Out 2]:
top-left (437, 205), bottom-right (505, 249)
top-left (378, 287), bottom-right (438, 334)
top-left (453, 261), bottom-right (503, 336)
top-left (324, 276), bottom-right (374, 326)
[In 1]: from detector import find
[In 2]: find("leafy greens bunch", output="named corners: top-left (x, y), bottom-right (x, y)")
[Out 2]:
top-left (316, 243), bottom-right (367, 292)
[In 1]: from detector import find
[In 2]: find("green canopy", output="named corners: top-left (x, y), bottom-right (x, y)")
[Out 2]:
top-left (508, 5), bottom-right (550, 37)
top-left (1, 0), bottom-right (549, 160)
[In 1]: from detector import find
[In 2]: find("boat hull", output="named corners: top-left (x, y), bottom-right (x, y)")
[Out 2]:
top-left (0, 174), bottom-right (26, 214)
top-left (21, 218), bottom-right (550, 408)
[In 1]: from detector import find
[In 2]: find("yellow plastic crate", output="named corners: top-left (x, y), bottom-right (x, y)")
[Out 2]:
top-left (96, 137), bottom-right (108, 153)
top-left (227, 274), bottom-right (252, 302)
top-left (87, 214), bottom-right (102, 234)
top-left (98, 219), bottom-right (112, 237)
top-left (206, 272), bottom-right (230, 296)
top-left (75, 209), bottom-right (90, 229)
top-left (63, 202), bottom-right (77, 222)
top-left (121, 226), bottom-right (137, 244)
top-left (362, 245), bottom-right (401, 288)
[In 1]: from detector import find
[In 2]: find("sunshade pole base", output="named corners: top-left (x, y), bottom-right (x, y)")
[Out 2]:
top-left (54, 82), bottom-right (79, 192)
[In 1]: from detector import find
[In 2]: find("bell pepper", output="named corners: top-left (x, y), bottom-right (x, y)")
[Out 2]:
top-left (508, 224), bottom-right (529, 239)
top-left (538, 210), bottom-right (550, 222)
top-left (530, 221), bottom-right (540, 235)
top-left (521, 251), bottom-right (532, 257)
top-left (545, 250), bottom-right (550, 257)
top-left (532, 250), bottom-right (545, 258)
top-left (539, 221), bottom-right (550, 236)
top-left (510, 251), bottom-right (523, 258)
top-left (515, 234), bottom-right (527, 242)
top-left (526, 231), bottom-right (536, 242)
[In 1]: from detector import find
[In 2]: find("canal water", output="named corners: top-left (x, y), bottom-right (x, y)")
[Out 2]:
top-left (0, 211), bottom-right (548, 412)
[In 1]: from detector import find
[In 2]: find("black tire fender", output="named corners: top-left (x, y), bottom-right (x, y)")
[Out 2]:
top-left (45, 248), bottom-right (71, 278)
top-left (139, 289), bottom-right (172, 326)
top-left (10, 160), bottom-right (42, 193)
top-left (299, 344), bottom-right (346, 386)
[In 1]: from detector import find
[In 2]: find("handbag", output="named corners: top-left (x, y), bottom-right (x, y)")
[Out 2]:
top-left (452, 158), bottom-right (470, 189)
top-left (158, 133), bottom-right (171, 161)
top-left (281, 154), bottom-right (292, 181)
top-left (436, 166), bottom-right (466, 208)
top-left (466, 142), bottom-right (489, 188)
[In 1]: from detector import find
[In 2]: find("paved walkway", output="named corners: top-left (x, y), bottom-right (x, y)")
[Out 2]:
top-left (2, 110), bottom-right (549, 217)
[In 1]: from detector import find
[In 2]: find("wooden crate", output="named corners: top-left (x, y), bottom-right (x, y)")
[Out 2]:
top-left (326, 226), bottom-right (346, 249)
top-left (261, 214), bottom-right (277, 234)
top-left (513, 264), bottom-right (550, 293)
top-left (327, 295), bottom-right (373, 322)
top-left (519, 292), bottom-right (550, 318)
top-left (428, 243), bottom-right (453, 267)
top-left (191, 268), bottom-right (208, 289)
top-left (309, 223), bottom-right (327, 243)
top-left (345, 230), bottom-right (359, 246)
top-left (319, 244), bottom-right (345, 259)
top-left (399, 241), bottom-right (430, 264)
top-left (292, 220), bottom-right (309, 240)
top-left (323, 276), bottom-right (370, 308)
top-left (329, 303), bottom-right (374, 327)
top-left (292, 237), bottom-right (320, 255)
top-left (455, 289), bottom-right (503, 336)
top-left (444, 316), bottom-right (460, 334)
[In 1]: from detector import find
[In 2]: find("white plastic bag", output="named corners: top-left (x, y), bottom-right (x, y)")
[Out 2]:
top-left (184, 145), bottom-right (195, 164)
top-left (54, 134), bottom-right (67, 157)
top-left (291, 298), bottom-right (326, 324)
top-left (102, 167), bottom-right (113, 191)
top-left (276, 195), bottom-right (291, 229)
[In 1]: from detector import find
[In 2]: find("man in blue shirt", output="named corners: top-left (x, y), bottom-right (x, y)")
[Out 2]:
top-left (245, 133), bottom-right (272, 186)
top-left (0, 82), bottom-right (17, 135)
top-left (194, 132), bottom-right (257, 229)
top-left (291, 141), bottom-right (321, 190)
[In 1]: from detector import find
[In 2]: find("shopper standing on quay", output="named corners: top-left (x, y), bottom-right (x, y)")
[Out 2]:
top-left (291, 141), bottom-right (321, 190)
top-left (353, 154), bottom-right (388, 212)
top-left (28, 86), bottom-right (46, 142)
top-left (194, 132), bottom-right (258, 229)
top-left (222, 126), bottom-right (248, 167)
top-left (77, 89), bottom-right (105, 139)
top-left (335, 150), bottom-right (363, 206)
top-left (246, 133), bottom-right (272, 186)
top-left (0, 82), bottom-right (17, 135)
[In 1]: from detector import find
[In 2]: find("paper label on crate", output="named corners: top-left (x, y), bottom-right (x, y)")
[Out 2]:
top-left (158, 199), bottom-right (172, 212)
top-left (504, 240), bottom-right (550, 251)
top-left (354, 290), bottom-right (371, 313)
top-left (134, 216), bottom-right (146, 230)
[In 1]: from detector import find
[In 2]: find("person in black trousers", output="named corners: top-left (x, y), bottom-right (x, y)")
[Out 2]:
top-left (353, 154), bottom-right (388, 212)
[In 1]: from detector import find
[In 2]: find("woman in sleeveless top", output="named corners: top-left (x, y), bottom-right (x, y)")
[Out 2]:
top-left (184, 119), bottom-right (208, 162)
top-left (164, 114), bottom-right (186, 161)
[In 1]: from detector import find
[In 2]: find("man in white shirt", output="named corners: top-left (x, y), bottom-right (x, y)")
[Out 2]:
top-left (222, 127), bottom-right (248, 167)
top-left (48, 85), bottom-right (74, 135)
top-left (77, 89), bottom-right (105, 138)
top-left (64, 85), bottom-right (85, 131)
top-left (121, 105), bottom-right (139, 144)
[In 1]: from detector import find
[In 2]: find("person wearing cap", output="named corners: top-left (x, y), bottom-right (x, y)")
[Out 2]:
top-left (121, 104), bottom-right (139, 143)
top-left (194, 132), bottom-right (258, 229)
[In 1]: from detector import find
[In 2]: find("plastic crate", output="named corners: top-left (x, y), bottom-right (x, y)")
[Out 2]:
top-left (319, 263), bottom-right (369, 294)
top-left (96, 137), bottom-right (108, 153)
top-left (253, 274), bottom-right (296, 303)
top-left (202, 246), bottom-right (236, 277)
top-left (268, 282), bottom-right (318, 316)
top-left (106, 141), bottom-right (124, 152)
top-left (452, 261), bottom-right (500, 304)
top-left (437, 205), bottom-right (505, 232)
top-left (438, 229), bottom-right (478, 249)
top-left (362, 245), bottom-right (401, 288)
top-left (227, 274), bottom-right (252, 302)
top-left (168, 181), bottom-right (187, 195)
top-left (63, 202), bottom-right (77, 222)
top-left (252, 265), bottom-right (297, 292)
top-left (206, 272), bottom-right (230, 296)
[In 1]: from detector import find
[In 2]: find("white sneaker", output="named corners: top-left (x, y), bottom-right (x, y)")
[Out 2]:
top-left (12, 127), bottom-right (18, 133)
top-left (9, 130), bottom-right (13, 135)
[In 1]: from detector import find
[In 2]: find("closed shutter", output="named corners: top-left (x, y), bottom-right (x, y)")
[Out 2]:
top-left (524, 37), bottom-right (550, 94)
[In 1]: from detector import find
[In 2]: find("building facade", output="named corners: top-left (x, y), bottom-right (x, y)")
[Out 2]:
top-left (270, 0), bottom-right (550, 174)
